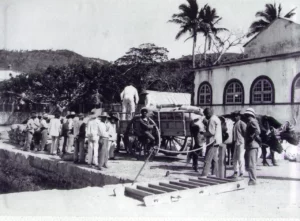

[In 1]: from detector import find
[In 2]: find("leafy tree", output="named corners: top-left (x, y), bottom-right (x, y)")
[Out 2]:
top-left (247, 3), bottom-right (296, 37)
top-left (169, 0), bottom-right (201, 68)
top-left (114, 43), bottom-right (169, 65)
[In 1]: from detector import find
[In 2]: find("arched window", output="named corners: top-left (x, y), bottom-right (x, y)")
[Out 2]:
top-left (223, 79), bottom-right (244, 104)
top-left (198, 82), bottom-right (212, 105)
top-left (292, 73), bottom-right (300, 103)
top-left (250, 76), bottom-right (275, 104)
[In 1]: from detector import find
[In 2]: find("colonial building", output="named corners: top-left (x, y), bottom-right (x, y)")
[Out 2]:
top-left (193, 18), bottom-right (300, 130)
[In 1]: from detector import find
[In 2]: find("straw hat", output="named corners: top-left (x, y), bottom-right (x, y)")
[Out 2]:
top-left (99, 112), bottom-right (109, 118)
top-left (67, 111), bottom-right (76, 118)
top-left (244, 108), bottom-right (256, 117)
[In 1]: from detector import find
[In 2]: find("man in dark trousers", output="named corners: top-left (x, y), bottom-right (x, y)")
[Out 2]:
top-left (190, 118), bottom-right (206, 172)
top-left (200, 108), bottom-right (222, 177)
top-left (244, 108), bottom-right (261, 186)
top-left (73, 113), bottom-right (86, 164)
top-left (139, 107), bottom-right (155, 148)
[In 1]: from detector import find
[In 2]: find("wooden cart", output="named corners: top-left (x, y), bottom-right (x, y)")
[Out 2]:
top-left (116, 110), bottom-right (195, 158)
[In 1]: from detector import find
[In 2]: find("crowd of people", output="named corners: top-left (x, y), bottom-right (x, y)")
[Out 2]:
top-left (22, 110), bottom-right (119, 170)
top-left (17, 84), bottom-right (297, 185)
top-left (191, 107), bottom-right (262, 186)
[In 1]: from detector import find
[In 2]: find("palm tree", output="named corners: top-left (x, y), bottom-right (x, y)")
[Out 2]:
top-left (247, 3), bottom-right (296, 37)
top-left (169, 0), bottom-right (201, 68)
top-left (198, 4), bottom-right (228, 62)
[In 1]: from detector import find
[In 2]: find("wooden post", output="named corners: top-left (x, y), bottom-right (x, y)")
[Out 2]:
top-left (218, 144), bottom-right (226, 178)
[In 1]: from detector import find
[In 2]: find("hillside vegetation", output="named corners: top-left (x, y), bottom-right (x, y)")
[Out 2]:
top-left (0, 49), bottom-right (109, 73)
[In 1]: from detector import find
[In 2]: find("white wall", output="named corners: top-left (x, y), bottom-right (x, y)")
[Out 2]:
top-left (245, 19), bottom-right (300, 59)
top-left (194, 56), bottom-right (300, 130)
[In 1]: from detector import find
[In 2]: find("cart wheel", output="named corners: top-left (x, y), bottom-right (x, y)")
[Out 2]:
top-left (159, 136), bottom-right (190, 156)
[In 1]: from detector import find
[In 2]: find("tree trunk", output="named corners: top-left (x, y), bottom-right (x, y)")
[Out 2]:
top-left (204, 36), bottom-right (207, 64)
top-left (192, 34), bottom-right (197, 68)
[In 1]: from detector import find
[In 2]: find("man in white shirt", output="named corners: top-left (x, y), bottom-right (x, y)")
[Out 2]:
top-left (201, 108), bottom-right (222, 177)
top-left (86, 112), bottom-right (102, 166)
top-left (98, 112), bottom-right (110, 170)
top-left (48, 113), bottom-right (62, 155)
top-left (120, 85), bottom-right (139, 120)
top-left (23, 112), bottom-right (40, 151)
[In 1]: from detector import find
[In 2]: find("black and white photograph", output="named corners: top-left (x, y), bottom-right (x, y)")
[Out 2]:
top-left (0, 0), bottom-right (299, 219)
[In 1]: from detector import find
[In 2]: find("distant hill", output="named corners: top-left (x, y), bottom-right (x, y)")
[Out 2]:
top-left (0, 49), bottom-right (109, 73)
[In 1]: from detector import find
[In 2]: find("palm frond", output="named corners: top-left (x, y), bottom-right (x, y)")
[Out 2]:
top-left (255, 11), bottom-right (272, 23)
top-left (265, 3), bottom-right (278, 20)
top-left (278, 3), bottom-right (282, 17)
top-left (175, 26), bottom-right (191, 40)
top-left (284, 7), bottom-right (297, 18)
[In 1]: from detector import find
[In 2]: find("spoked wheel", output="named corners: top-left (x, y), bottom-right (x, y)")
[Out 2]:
top-left (159, 136), bottom-right (191, 156)
top-left (123, 116), bottom-right (161, 161)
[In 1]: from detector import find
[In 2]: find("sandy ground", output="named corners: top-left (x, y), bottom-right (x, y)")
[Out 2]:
top-left (1, 126), bottom-right (300, 218)
top-left (0, 178), bottom-right (299, 218)
top-left (0, 152), bottom-right (299, 218)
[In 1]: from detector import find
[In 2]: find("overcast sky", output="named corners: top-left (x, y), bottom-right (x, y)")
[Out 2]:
top-left (0, 0), bottom-right (299, 62)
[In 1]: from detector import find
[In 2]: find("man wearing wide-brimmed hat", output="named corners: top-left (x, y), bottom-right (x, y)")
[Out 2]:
top-left (97, 112), bottom-right (111, 169)
top-left (86, 111), bottom-right (108, 167)
top-left (107, 113), bottom-right (119, 160)
top-left (244, 108), bottom-right (261, 186)
top-left (230, 110), bottom-right (247, 178)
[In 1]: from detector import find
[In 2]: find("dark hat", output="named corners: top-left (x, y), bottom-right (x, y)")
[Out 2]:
top-left (140, 89), bottom-right (149, 95)
top-left (231, 110), bottom-right (241, 116)
top-left (109, 113), bottom-right (119, 121)
top-left (77, 113), bottom-right (84, 118)
top-left (140, 107), bottom-right (148, 113)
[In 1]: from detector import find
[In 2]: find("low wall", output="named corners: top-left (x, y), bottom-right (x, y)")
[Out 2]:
top-left (0, 144), bottom-right (131, 192)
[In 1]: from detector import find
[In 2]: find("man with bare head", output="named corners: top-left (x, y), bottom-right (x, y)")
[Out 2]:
top-left (200, 108), bottom-right (222, 177)
top-left (120, 84), bottom-right (139, 120)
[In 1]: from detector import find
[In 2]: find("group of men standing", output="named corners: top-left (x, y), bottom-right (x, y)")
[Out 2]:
top-left (23, 112), bottom-right (50, 152)
top-left (192, 107), bottom-right (261, 186)
top-left (23, 110), bottom-right (118, 170)
top-left (85, 111), bottom-right (118, 170)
